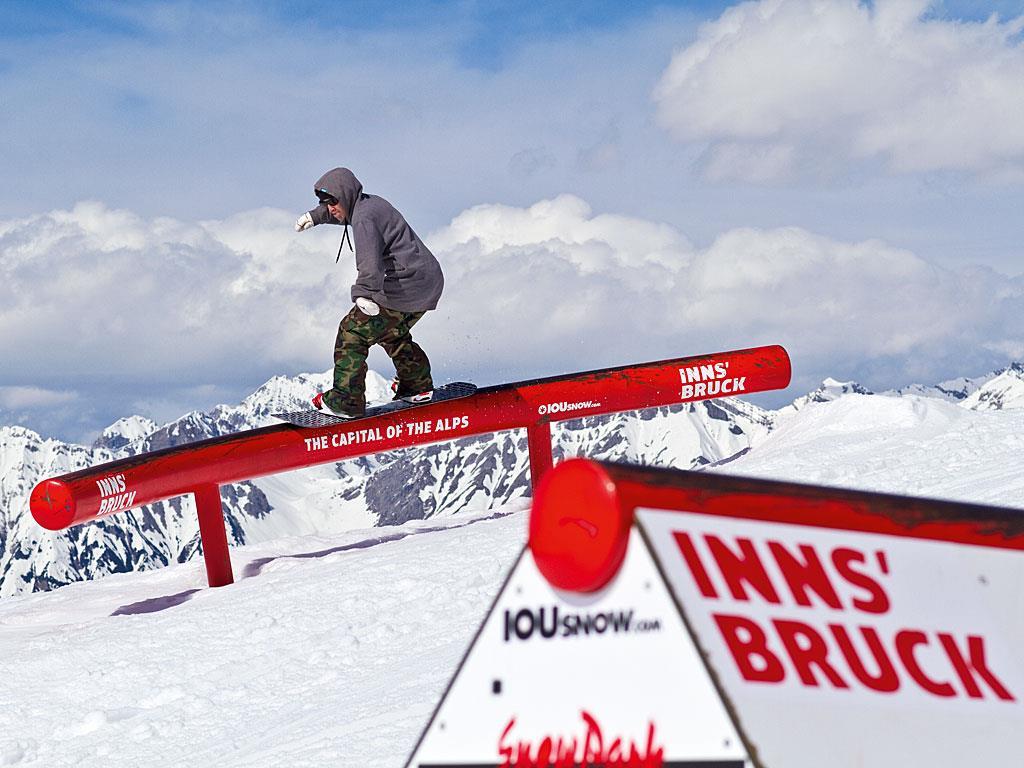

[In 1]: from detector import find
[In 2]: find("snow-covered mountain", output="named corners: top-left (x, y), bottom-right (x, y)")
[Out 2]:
top-left (887, 373), bottom-right (990, 402)
top-left (93, 416), bottom-right (158, 452)
top-left (1, 360), bottom-right (1022, 598)
top-left (787, 377), bottom-right (874, 411)
top-left (959, 363), bottom-right (1024, 410)
top-left (883, 361), bottom-right (1024, 412)
top-left (0, 369), bottom-right (772, 597)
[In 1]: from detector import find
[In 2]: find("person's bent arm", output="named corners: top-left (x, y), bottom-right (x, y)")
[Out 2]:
top-left (295, 203), bottom-right (342, 231)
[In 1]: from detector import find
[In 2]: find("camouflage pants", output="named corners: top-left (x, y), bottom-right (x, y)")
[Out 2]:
top-left (323, 304), bottom-right (433, 414)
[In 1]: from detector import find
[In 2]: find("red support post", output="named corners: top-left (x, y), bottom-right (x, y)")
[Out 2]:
top-left (526, 421), bottom-right (553, 488)
top-left (193, 483), bottom-right (234, 587)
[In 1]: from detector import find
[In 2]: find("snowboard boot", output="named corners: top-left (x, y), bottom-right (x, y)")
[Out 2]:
top-left (391, 377), bottom-right (433, 404)
top-left (312, 391), bottom-right (364, 419)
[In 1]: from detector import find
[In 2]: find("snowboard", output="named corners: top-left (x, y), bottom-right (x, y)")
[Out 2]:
top-left (274, 382), bottom-right (477, 428)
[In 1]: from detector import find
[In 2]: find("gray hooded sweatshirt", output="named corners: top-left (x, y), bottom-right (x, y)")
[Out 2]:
top-left (308, 167), bottom-right (444, 313)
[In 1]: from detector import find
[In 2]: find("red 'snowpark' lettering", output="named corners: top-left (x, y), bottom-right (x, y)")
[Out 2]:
top-left (498, 711), bottom-right (664, 768)
top-left (714, 613), bottom-right (1015, 702)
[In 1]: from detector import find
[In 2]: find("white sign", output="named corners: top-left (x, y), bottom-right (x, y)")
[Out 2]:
top-left (406, 528), bottom-right (751, 768)
top-left (638, 508), bottom-right (1024, 768)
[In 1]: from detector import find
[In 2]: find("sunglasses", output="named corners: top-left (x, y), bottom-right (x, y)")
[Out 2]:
top-left (316, 189), bottom-right (340, 206)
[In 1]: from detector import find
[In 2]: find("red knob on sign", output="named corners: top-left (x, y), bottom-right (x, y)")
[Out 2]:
top-left (529, 459), bottom-right (632, 593)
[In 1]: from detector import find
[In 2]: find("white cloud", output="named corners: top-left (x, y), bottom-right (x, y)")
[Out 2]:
top-left (427, 195), bottom-right (1024, 388)
top-left (0, 387), bottom-right (78, 409)
top-left (2, 197), bottom-right (1022, 432)
top-left (0, 202), bottom-right (352, 384)
top-left (654, 0), bottom-right (1024, 180)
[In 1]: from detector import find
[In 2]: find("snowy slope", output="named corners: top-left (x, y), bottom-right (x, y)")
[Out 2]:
top-left (0, 508), bottom-right (528, 768)
top-left (2, 381), bottom-right (1024, 767)
top-left (726, 392), bottom-right (1024, 507)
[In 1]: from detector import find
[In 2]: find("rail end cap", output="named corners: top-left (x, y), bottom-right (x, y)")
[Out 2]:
top-left (529, 458), bottom-right (632, 593)
top-left (30, 479), bottom-right (76, 531)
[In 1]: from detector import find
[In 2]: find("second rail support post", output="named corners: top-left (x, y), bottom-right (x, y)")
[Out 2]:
top-left (526, 422), bottom-right (554, 489)
top-left (194, 483), bottom-right (234, 587)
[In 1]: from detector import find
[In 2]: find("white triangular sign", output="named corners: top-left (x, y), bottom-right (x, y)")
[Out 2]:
top-left (406, 528), bottom-right (753, 768)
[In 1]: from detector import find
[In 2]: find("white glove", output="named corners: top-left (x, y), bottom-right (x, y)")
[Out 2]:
top-left (356, 297), bottom-right (380, 316)
top-left (294, 212), bottom-right (314, 232)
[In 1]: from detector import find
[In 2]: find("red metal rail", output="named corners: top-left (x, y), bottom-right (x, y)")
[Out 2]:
top-left (31, 345), bottom-right (791, 587)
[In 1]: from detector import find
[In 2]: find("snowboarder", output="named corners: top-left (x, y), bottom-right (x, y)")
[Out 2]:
top-left (294, 167), bottom-right (444, 419)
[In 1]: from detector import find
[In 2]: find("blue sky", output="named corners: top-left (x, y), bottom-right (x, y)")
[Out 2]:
top-left (2, 0), bottom-right (1021, 260)
top-left (3, 1), bottom-right (1018, 53)
top-left (1, 0), bottom-right (1023, 442)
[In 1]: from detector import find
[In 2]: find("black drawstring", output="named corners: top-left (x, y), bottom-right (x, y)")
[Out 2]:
top-left (335, 220), bottom-right (354, 263)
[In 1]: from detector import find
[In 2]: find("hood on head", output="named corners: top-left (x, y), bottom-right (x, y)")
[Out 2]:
top-left (314, 167), bottom-right (363, 219)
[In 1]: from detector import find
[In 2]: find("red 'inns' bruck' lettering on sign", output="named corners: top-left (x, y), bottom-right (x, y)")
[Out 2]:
top-left (498, 710), bottom-right (664, 768)
top-left (939, 633), bottom-right (1016, 700)
top-left (832, 548), bottom-right (889, 613)
top-left (767, 542), bottom-right (842, 609)
top-left (672, 532), bottom-right (890, 613)
top-left (705, 535), bottom-right (781, 603)
top-left (713, 613), bottom-right (1015, 702)
top-left (829, 623), bottom-right (900, 692)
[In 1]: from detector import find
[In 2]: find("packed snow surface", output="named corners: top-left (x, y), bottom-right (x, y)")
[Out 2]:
top-left (2, 391), bottom-right (1024, 766)
top-left (0, 508), bottom-right (528, 767)
top-left (731, 393), bottom-right (1024, 507)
